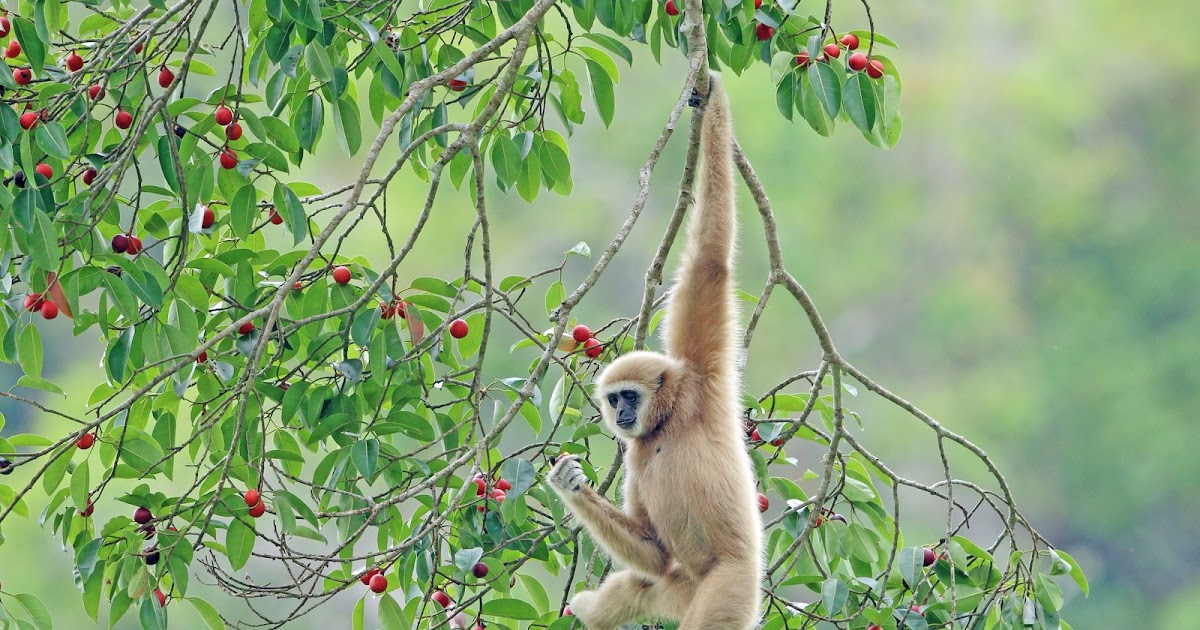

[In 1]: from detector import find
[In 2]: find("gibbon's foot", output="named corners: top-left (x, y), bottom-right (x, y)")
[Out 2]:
top-left (687, 87), bottom-right (702, 108)
top-left (688, 73), bottom-right (721, 108)
top-left (548, 455), bottom-right (588, 494)
top-left (569, 589), bottom-right (603, 625)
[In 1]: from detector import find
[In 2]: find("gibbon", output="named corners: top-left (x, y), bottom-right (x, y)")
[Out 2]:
top-left (549, 74), bottom-right (762, 630)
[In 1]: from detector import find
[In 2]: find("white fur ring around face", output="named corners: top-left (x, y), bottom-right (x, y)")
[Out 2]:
top-left (548, 455), bottom-right (588, 493)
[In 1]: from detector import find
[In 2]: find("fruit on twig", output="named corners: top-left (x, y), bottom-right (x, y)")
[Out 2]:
top-left (755, 23), bottom-right (774, 41)
top-left (923, 547), bottom-right (936, 566)
top-left (449, 318), bottom-right (469, 339)
top-left (82, 168), bottom-right (98, 185)
top-left (126, 236), bottom-right (143, 255)
top-left (432, 590), bottom-right (451, 607)
top-left (225, 123), bottom-right (242, 140)
top-left (219, 148), bottom-right (238, 169)
top-left (154, 589), bottom-right (167, 607)
top-left (795, 51), bottom-right (810, 67)
top-left (368, 573), bottom-right (388, 593)
top-left (332, 266), bottom-right (352, 285)
top-left (472, 562), bottom-right (488, 578)
top-left (848, 52), bottom-right (868, 71)
top-left (244, 490), bottom-right (261, 507)
top-left (664, 0), bottom-right (679, 15)
top-left (23, 294), bottom-right (42, 312)
top-left (5, 40), bottom-right (20, 58)
top-left (196, 350), bottom-right (208, 363)
top-left (248, 501), bottom-right (266, 517)
top-left (448, 79), bottom-right (468, 91)
top-left (35, 163), bottom-right (53, 179)
top-left (115, 110), bottom-right (133, 129)
top-left (88, 84), bottom-right (104, 100)
top-left (76, 433), bottom-right (95, 449)
top-left (238, 321), bottom-right (255, 335)
top-left (134, 507), bottom-right (153, 524)
top-left (65, 51), bottom-right (83, 71)
top-left (572, 324), bottom-right (592, 343)
top-left (20, 111), bottom-right (38, 130)
top-left (757, 493), bottom-right (769, 512)
top-left (40, 301), bottom-right (58, 319)
top-left (867, 59), bottom-right (885, 79)
top-left (158, 67), bottom-right (174, 88)
top-left (823, 43), bottom-right (841, 58)
top-left (583, 337), bottom-right (602, 358)
top-left (201, 205), bottom-right (215, 228)
top-left (215, 105), bottom-right (233, 126)
top-left (112, 234), bottom-right (129, 253)
top-left (12, 67), bottom-right (31, 85)
top-left (840, 33), bottom-right (860, 50)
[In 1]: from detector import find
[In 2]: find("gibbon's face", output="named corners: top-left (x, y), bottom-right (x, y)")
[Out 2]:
top-left (595, 351), bottom-right (680, 440)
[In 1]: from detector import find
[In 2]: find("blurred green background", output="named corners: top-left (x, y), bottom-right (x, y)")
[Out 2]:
top-left (3, 0), bottom-right (1198, 626)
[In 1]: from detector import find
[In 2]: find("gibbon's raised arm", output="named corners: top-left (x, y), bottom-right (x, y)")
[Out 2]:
top-left (664, 76), bottom-right (737, 378)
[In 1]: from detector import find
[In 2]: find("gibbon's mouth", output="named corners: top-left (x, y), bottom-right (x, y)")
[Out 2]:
top-left (615, 418), bottom-right (637, 430)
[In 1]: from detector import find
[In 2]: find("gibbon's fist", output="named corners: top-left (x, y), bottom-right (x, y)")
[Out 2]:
top-left (548, 455), bottom-right (588, 494)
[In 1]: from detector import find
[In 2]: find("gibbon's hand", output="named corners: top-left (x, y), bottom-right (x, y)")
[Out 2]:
top-left (548, 455), bottom-right (589, 494)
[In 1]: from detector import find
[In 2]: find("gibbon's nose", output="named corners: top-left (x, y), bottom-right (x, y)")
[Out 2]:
top-left (616, 404), bottom-right (638, 428)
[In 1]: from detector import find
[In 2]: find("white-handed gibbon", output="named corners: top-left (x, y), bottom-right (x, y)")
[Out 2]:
top-left (549, 74), bottom-right (762, 630)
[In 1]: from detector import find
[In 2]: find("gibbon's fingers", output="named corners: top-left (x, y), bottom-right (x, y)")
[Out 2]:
top-left (548, 455), bottom-right (588, 493)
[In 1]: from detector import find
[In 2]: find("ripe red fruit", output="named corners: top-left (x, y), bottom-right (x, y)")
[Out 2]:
top-left (40, 301), bottom-right (58, 319)
top-left (795, 51), bottom-right (810, 66)
top-left (750, 428), bottom-right (762, 441)
top-left (82, 168), bottom-right (98, 185)
top-left (244, 490), bottom-right (261, 506)
top-left (496, 478), bottom-right (512, 491)
top-left (848, 52), bottom-right (868, 71)
top-left (910, 605), bottom-right (924, 615)
top-left (448, 79), bottom-right (468, 92)
top-left (134, 507), bottom-right (153, 524)
top-left (922, 547), bottom-right (936, 566)
top-left (449, 318), bottom-right (469, 339)
top-left (771, 437), bottom-right (784, 446)
top-left (278, 382), bottom-right (290, 391)
top-left (19, 111), bottom-right (38, 130)
top-left (112, 234), bottom-right (129, 253)
top-left (115, 110), bottom-right (133, 129)
top-left (432, 590), bottom-right (451, 607)
top-left (563, 605), bottom-right (573, 616)
top-left (219, 148), bottom-right (237, 169)
top-left (154, 588), bottom-right (167, 607)
top-left (267, 207), bottom-right (284, 225)
top-left (332, 265), bottom-right (352, 285)
top-left (79, 502), bottom-right (94, 517)
top-left (754, 0), bottom-right (762, 7)
top-left (5, 40), bottom-right (20, 58)
top-left (157, 66), bottom-right (174, 88)
top-left (292, 281), bottom-right (303, 290)
top-left (756, 493), bottom-right (769, 513)
top-left (755, 23), bottom-right (774, 41)
top-left (12, 67), bottom-right (31, 85)
top-left (88, 84), bottom-right (104, 100)
top-left (368, 573), bottom-right (388, 593)
top-left (65, 51), bottom-right (83, 72)
top-left (360, 568), bottom-right (381, 585)
top-left (867, 59), bottom-right (885, 79)
top-left (225, 122), bottom-right (242, 140)
top-left (23, 294), bottom-right (42, 312)
top-left (76, 432), bottom-right (95, 449)
top-left (248, 501), bottom-right (266, 517)
top-left (380, 301), bottom-right (395, 319)
top-left (126, 236), bottom-right (144, 255)
top-left (0, 16), bottom-right (9, 37)
top-left (472, 562), bottom-right (488, 578)
top-left (493, 490), bottom-right (506, 503)
top-left (664, 0), bottom-right (679, 15)
top-left (394, 301), bottom-right (406, 319)
top-left (201, 205), bottom-right (215, 228)
top-left (238, 321), bottom-right (255, 335)
top-left (868, 626), bottom-right (883, 630)
top-left (196, 350), bottom-right (208, 363)
top-left (572, 324), bottom-right (592, 343)
top-left (215, 105), bottom-right (233, 126)
top-left (35, 163), bottom-right (53, 179)
top-left (583, 337), bottom-right (602, 358)
top-left (840, 33), bottom-right (860, 50)
top-left (823, 43), bottom-right (841, 58)
top-left (473, 477), bottom-right (486, 496)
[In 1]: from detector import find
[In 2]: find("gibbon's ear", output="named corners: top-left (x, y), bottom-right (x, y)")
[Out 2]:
top-left (658, 372), bottom-right (667, 388)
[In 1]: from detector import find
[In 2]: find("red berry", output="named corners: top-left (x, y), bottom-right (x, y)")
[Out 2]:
top-left (848, 52), bottom-right (868, 71)
top-left (5, 40), bottom-right (20, 58)
top-left (111, 234), bottom-right (129, 253)
top-left (448, 79), bottom-right (468, 92)
top-left (755, 23), bottom-right (774, 41)
top-left (332, 266), bottom-right (352, 285)
top-left (0, 16), bottom-right (9, 37)
top-left (473, 626), bottom-right (485, 630)
top-left (394, 301), bottom-right (406, 319)
top-left (65, 51), bottom-right (83, 72)
top-left (201, 205), bottom-right (215, 228)
top-left (225, 122), bottom-right (242, 140)
top-left (583, 337), bottom-right (602, 358)
top-left (278, 382), bottom-right (290, 391)
top-left (238, 321), bottom-right (255, 335)
top-left (472, 562), bottom-right (488, 578)
top-left (40, 300), bottom-right (58, 319)
top-left (157, 67), bottom-right (174, 88)
top-left (795, 51), bottom-right (810, 66)
top-left (19, 111), bottom-right (38, 130)
top-left (867, 59), bottom-right (884, 79)
top-left (79, 502), bottom-right (95, 517)
top-left (910, 605), bottom-right (923, 615)
top-left (823, 43), bottom-right (841, 59)
top-left (754, 0), bottom-right (762, 7)
top-left (771, 437), bottom-right (784, 447)
top-left (492, 490), bottom-right (506, 503)
top-left (23, 293), bottom-right (42, 312)
top-left (292, 281), bottom-right (303, 290)
top-left (88, 84), bottom-right (104, 100)
top-left (215, 105), bottom-right (233, 126)
top-left (664, 0), bottom-right (679, 15)
top-left (472, 477), bottom-right (486, 496)
top-left (757, 493), bottom-right (769, 513)
top-left (841, 33), bottom-right (860, 50)
top-left (248, 501), bottom-right (266, 517)
top-left (868, 626), bottom-right (883, 630)
top-left (360, 568), bottom-right (381, 585)
top-left (82, 168), bottom-right (98, 185)
top-left (154, 589), bottom-right (167, 607)
top-left (76, 432), bottom-right (95, 449)
top-left (134, 507), bottom-right (153, 524)
top-left (35, 163), bottom-right (53, 180)
top-left (496, 478), bottom-right (512, 491)
top-left (126, 236), bottom-right (143, 255)
top-left (115, 110), bottom-right (133, 129)
top-left (750, 428), bottom-right (762, 441)
top-left (449, 318), bottom-right (469, 339)
top-left (265, 207), bottom-right (284, 225)
top-left (244, 490), bottom-right (261, 506)
top-left (219, 148), bottom-right (238, 169)
top-left (368, 573), bottom-right (388, 593)
top-left (380, 301), bottom-right (395, 319)
top-left (432, 590), bottom-right (451, 607)
top-left (923, 547), bottom-right (936, 566)
top-left (196, 350), bottom-right (208, 363)
top-left (12, 67), bottom-right (31, 85)
top-left (572, 324), bottom-right (592, 343)
top-left (563, 605), bottom-right (573, 616)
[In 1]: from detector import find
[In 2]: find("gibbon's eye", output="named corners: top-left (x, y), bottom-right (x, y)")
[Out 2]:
top-left (607, 393), bottom-right (619, 407)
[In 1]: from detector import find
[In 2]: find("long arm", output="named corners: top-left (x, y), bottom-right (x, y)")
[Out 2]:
top-left (664, 75), bottom-right (738, 378)
top-left (548, 456), bottom-right (669, 576)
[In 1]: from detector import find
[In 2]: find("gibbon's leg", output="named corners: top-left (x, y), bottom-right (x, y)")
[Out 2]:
top-left (676, 561), bottom-right (760, 630)
top-left (548, 456), bottom-right (669, 576)
top-left (664, 73), bottom-right (738, 379)
top-left (570, 569), bottom-right (696, 630)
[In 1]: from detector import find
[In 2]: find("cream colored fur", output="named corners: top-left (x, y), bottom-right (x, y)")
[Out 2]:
top-left (549, 74), bottom-right (762, 630)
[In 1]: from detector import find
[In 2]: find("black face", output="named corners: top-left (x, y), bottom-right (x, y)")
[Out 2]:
top-left (606, 389), bottom-right (642, 429)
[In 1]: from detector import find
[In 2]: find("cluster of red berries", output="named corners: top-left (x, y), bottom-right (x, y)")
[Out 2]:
top-left (472, 472), bottom-right (511, 511)
top-left (379, 299), bottom-right (407, 319)
top-left (22, 293), bottom-right (59, 320)
top-left (244, 489), bottom-right (266, 518)
top-left (793, 33), bottom-right (886, 79)
top-left (111, 233), bottom-right (145, 256)
top-left (568, 324), bottom-right (603, 359)
top-left (748, 426), bottom-right (785, 447)
top-left (360, 567), bottom-right (388, 593)
top-left (214, 105), bottom-right (241, 169)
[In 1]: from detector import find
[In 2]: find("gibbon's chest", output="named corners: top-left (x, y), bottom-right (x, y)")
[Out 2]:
top-left (629, 440), bottom-right (719, 560)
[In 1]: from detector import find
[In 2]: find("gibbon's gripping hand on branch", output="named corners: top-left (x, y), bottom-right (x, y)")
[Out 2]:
top-left (549, 455), bottom-right (589, 494)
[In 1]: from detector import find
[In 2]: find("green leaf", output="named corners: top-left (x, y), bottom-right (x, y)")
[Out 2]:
top-left (15, 593), bottom-right (53, 630)
top-left (584, 59), bottom-right (616, 127)
top-left (304, 42), bottom-right (334, 82)
top-left (842, 72), bottom-right (877, 133)
top-left (351, 439), bottom-right (379, 480)
top-left (187, 598), bottom-right (226, 630)
top-left (800, 75), bottom-right (833, 137)
top-left (226, 516), bottom-right (255, 570)
top-left (453, 547), bottom-right (484, 573)
top-left (139, 597), bottom-right (166, 630)
top-left (482, 598), bottom-right (539, 620)
top-left (333, 98), bottom-right (362, 156)
top-left (489, 134), bottom-right (521, 190)
top-left (13, 18), bottom-right (47, 74)
top-left (1053, 549), bottom-right (1089, 596)
top-left (106, 326), bottom-right (135, 384)
top-left (273, 182), bottom-right (307, 245)
top-left (29, 210), bottom-right (61, 271)
top-left (294, 94), bottom-right (323, 152)
top-left (897, 546), bottom-right (922, 588)
top-left (261, 116), bottom-right (300, 153)
top-left (807, 62), bottom-right (842, 118)
top-left (498, 458), bottom-right (536, 498)
top-left (378, 595), bottom-right (409, 630)
top-left (821, 577), bottom-right (848, 615)
top-left (35, 123), bottom-right (71, 159)
top-left (545, 281), bottom-right (565, 316)
top-left (118, 436), bottom-right (165, 474)
top-left (70, 460), bottom-right (90, 510)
